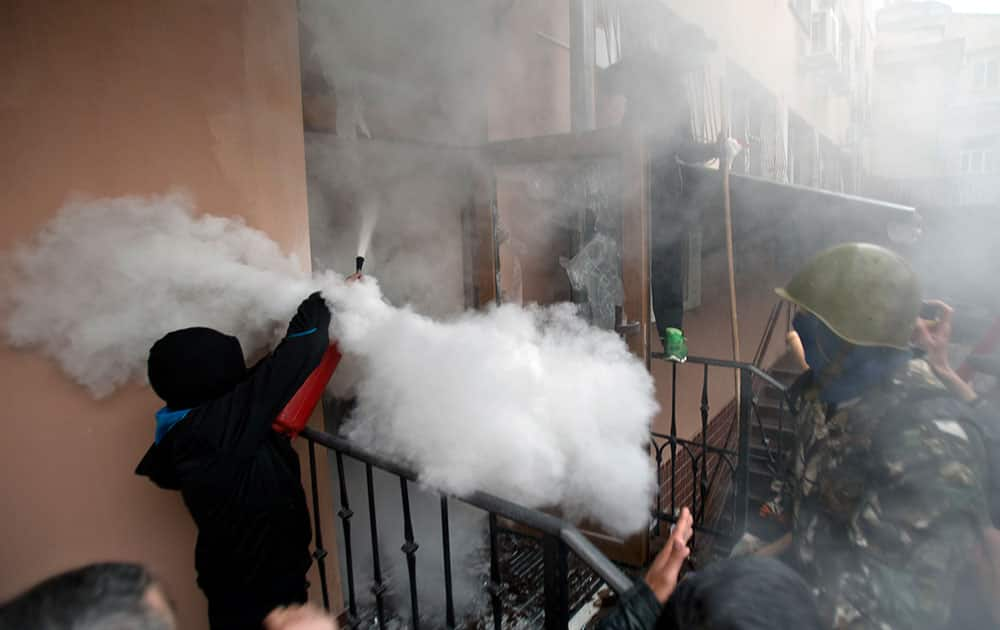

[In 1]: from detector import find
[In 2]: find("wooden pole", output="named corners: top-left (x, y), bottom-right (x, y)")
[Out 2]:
top-left (720, 127), bottom-right (741, 404)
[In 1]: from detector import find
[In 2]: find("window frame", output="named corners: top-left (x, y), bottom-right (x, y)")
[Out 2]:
top-left (971, 58), bottom-right (1000, 91)
top-left (960, 148), bottom-right (997, 174)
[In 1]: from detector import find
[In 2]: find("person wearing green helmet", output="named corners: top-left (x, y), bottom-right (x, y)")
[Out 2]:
top-left (765, 243), bottom-right (990, 629)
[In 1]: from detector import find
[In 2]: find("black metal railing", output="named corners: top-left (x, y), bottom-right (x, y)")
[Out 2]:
top-left (300, 427), bottom-right (633, 629)
top-left (648, 354), bottom-right (790, 551)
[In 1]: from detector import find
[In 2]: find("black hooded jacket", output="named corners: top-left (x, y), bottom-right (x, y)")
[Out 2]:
top-left (136, 294), bottom-right (331, 596)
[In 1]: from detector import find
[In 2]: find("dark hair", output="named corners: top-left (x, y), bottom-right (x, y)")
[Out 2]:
top-left (657, 557), bottom-right (822, 630)
top-left (0, 563), bottom-right (171, 630)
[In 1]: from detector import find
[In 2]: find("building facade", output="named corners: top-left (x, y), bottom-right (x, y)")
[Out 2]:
top-left (868, 0), bottom-right (1000, 306)
top-left (870, 0), bottom-right (1000, 206)
top-left (635, 0), bottom-right (881, 194)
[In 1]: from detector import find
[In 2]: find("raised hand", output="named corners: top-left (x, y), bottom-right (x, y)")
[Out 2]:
top-left (645, 506), bottom-right (694, 603)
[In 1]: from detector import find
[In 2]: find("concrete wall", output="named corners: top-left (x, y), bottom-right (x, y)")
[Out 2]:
top-left (488, 0), bottom-right (572, 141)
top-left (0, 2), bottom-right (339, 627)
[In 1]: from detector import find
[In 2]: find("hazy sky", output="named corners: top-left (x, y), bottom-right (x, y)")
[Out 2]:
top-left (949, 0), bottom-right (1000, 13)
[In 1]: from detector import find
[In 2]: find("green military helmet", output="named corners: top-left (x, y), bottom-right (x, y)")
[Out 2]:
top-left (775, 243), bottom-right (921, 350)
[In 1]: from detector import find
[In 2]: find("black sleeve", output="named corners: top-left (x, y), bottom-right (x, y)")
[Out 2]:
top-left (676, 139), bottom-right (719, 165)
top-left (199, 293), bottom-right (331, 455)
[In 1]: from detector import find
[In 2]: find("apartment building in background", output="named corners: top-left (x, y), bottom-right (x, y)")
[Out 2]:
top-left (870, 0), bottom-right (1000, 205)
top-left (634, 0), bottom-right (881, 193)
top-left (868, 0), bottom-right (1000, 304)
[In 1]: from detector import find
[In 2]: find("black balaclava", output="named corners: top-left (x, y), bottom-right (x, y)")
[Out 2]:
top-left (147, 327), bottom-right (246, 410)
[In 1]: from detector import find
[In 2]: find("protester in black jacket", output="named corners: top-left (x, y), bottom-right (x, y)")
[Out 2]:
top-left (136, 292), bottom-right (332, 630)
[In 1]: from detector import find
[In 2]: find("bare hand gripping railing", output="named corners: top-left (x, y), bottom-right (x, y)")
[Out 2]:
top-left (300, 426), bottom-right (633, 629)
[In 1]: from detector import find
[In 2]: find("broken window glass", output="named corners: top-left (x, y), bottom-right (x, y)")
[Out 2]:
top-left (494, 157), bottom-right (624, 330)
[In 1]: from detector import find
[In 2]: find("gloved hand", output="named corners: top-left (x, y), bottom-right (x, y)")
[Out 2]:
top-left (287, 292), bottom-right (331, 337)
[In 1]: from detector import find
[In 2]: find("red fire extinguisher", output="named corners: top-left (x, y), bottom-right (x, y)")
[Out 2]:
top-left (271, 343), bottom-right (342, 438)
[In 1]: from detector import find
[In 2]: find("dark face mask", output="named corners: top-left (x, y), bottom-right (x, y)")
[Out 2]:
top-left (147, 327), bottom-right (246, 409)
top-left (793, 311), bottom-right (910, 404)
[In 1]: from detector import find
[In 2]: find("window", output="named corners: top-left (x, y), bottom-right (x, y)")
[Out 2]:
top-left (595, 26), bottom-right (612, 69)
top-left (839, 27), bottom-right (855, 89)
top-left (960, 149), bottom-right (996, 174)
top-left (972, 59), bottom-right (1000, 91)
top-left (594, 1), bottom-right (621, 70)
top-left (808, 9), bottom-right (839, 58)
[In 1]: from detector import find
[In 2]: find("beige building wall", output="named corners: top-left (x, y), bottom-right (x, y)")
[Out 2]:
top-left (488, 0), bottom-right (572, 141)
top-left (0, 2), bottom-right (340, 628)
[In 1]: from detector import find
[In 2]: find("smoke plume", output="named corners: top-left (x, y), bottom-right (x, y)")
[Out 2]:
top-left (3, 195), bottom-right (657, 537)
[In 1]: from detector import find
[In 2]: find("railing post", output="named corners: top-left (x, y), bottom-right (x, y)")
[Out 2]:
top-left (735, 368), bottom-right (754, 536)
top-left (669, 362), bottom-right (678, 527)
top-left (487, 513), bottom-right (503, 630)
top-left (399, 478), bottom-right (420, 629)
top-left (365, 463), bottom-right (387, 629)
top-left (541, 535), bottom-right (570, 630)
top-left (440, 497), bottom-right (457, 630)
top-left (307, 440), bottom-right (331, 611)
top-left (334, 453), bottom-right (358, 624)
top-left (653, 440), bottom-right (663, 538)
top-left (698, 364), bottom-right (710, 536)
top-left (777, 394), bottom-right (786, 482)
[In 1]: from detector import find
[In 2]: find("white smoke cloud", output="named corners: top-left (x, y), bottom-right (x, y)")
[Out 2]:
top-left (3, 193), bottom-right (314, 397)
top-left (3, 195), bottom-right (657, 536)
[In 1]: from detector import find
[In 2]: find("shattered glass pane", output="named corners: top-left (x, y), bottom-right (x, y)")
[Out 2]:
top-left (558, 159), bottom-right (624, 331)
top-left (494, 156), bottom-right (624, 328)
top-left (561, 233), bottom-right (623, 331)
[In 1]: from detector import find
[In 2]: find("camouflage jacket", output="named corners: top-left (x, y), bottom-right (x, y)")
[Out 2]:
top-left (787, 359), bottom-right (989, 630)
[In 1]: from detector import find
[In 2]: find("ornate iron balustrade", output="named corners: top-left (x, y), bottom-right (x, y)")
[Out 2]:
top-left (300, 305), bottom-right (795, 626)
top-left (300, 427), bottom-right (634, 629)
top-left (649, 354), bottom-right (792, 552)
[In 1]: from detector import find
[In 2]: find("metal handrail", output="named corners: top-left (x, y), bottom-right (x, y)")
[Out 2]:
top-left (650, 353), bottom-right (787, 392)
top-left (300, 426), bottom-right (634, 627)
top-left (752, 302), bottom-right (786, 368)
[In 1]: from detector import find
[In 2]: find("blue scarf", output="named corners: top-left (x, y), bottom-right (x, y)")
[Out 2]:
top-left (793, 312), bottom-right (911, 404)
top-left (154, 407), bottom-right (192, 444)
